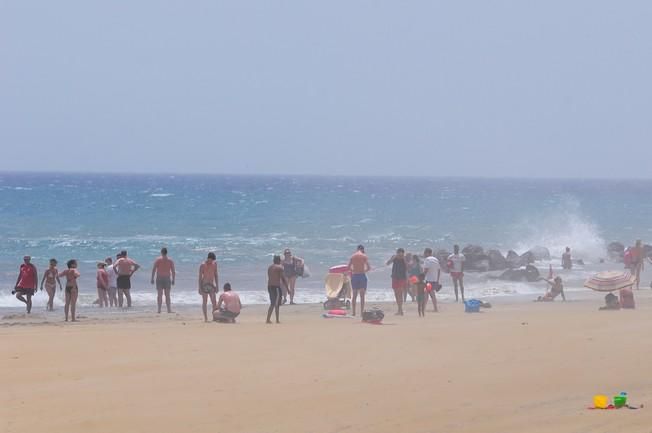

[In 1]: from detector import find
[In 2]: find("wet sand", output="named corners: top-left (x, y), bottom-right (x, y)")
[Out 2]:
top-left (3, 294), bottom-right (652, 433)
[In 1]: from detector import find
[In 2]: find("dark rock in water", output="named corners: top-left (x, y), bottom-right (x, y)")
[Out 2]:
top-left (461, 244), bottom-right (490, 272)
top-left (487, 249), bottom-right (508, 270)
top-left (492, 265), bottom-right (540, 282)
top-left (644, 244), bottom-right (652, 258)
top-left (467, 257), bottom-right (490, 272)
top-left (462, 244), bottom-right (485, 257)
top-left (607, 242), bottom-right (625, 261)
top-left (527, 246), bottom-right (551, 261)
top-left (519, 251), bottom-right (536, 265)
top-left (506, 250), bottom-right (521, 268)
top-left (572, 259), bottom-right (585, 266)
top-left (435, 249), bottom-right (451, 272)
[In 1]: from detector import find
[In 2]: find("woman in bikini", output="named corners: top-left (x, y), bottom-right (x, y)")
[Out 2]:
top-left (59, 259), bottom-right (81, 322)
top-left (40, 258), bottom-right (62, 311)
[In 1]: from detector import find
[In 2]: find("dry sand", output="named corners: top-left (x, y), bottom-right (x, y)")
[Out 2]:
top-left (3, 294), bottom-right (652, 433)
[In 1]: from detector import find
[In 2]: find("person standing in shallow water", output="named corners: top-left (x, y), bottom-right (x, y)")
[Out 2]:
top-left (59, 259), bottom-right (80, 322)
top-left (386, 248), bottom-right (408, 315)
top-left (267, 255), bottom-right (288, 324)
top-left (14, 256), bottom-right (38, 314)
top-left (282, 249), bottom-right (303, 305)
top-left (151, 247), bottom-right (176, 313)
top-left (113, 250), bottom-right (140, 308)
top-left (198, 252), bottom-right (219, 322)
top-left (631, 240), bottom-right (645, 290)
top-left (561, 247), bottom-right (572, 270)
top-left (40, 258), bottom-right (62, 311)
top-left (105, 257), bottom-right (118, 307)
top-left (348, 245), bottom-right (370, 316)
top-left (422, 248), bottom-right (440, 312)
top-left (448, 245), bottom-right (466, 302)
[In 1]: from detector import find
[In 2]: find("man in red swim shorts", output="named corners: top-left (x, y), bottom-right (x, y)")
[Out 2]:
top-left (14, 256), bottom-right (38, 313)
top-left (386, 248), bottom-right (408, 315)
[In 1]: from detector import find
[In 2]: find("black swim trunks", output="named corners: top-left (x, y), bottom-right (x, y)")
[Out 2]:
top-left (117, 275), bottom-right (131, 290)
top-left (268, 286), bottom-right (282, 305)
top-left (15, 287), bottom-right (35, 296)
top-left (156, 277), bottom-right (172, 290)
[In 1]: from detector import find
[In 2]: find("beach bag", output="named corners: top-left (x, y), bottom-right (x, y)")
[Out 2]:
top-left (294, 259), bottom-right (305, 277)
top-left (464, 299), bottom-right (482, 313)
top-left (433, 282), bottom-right (442, 292)
top-left (362, 308), bottom-right (384, 323)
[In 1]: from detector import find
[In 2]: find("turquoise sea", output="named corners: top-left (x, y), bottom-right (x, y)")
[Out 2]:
top-left (1, 173), bottom-right (650, 309)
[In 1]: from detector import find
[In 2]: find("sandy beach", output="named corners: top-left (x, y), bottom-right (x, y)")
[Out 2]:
top-left (3, 294), bottom-right (652, 433)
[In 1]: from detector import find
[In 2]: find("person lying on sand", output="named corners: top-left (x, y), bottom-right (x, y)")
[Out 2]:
top-left (599, 293), bottom-right (620, 310)
top-left (535, 276), bottom-right (565, 302)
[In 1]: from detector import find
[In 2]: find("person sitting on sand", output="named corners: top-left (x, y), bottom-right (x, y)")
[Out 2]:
top-left (535, 276), bottom-right (566, 302)
top-left (619, 287), bottom-right (635, 309)
top-left (213, 283), bottom-right (242, 323)
top-left (13, 256), bottom-right (38, 314)
top-left (599, 292), bottom-right (620, 310)
top-left (198, 252), bottom-right (219, 322)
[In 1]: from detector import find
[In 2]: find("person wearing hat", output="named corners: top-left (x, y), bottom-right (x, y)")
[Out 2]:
top-left (13, 256), bottom-right (38, 313)
top-left (348, 245), bottom-right (371, 316)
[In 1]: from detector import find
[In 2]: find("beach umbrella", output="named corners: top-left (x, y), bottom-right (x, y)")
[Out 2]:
top-left (584, 271), bottom-right (636, 292)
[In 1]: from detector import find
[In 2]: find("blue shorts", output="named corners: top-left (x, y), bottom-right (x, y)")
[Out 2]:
top-left (351, 273), bottom-right (368, 290)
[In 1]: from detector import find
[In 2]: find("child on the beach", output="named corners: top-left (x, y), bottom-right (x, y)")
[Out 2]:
top-left (599, 292), bottom-right (620, 310)
top-left (40, 258), bottom-right (62, 311)
top-left (97, 262), bottom-right (109, 308)
top-left (415, 273), bottom-right (427, 317)
top-left (59, 259), bottom-right (80, 322)
top-left (105, 257), bottom-right (118, 307)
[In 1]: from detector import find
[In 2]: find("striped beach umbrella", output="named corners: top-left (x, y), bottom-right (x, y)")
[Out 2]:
top-left (584, 271), bottom-right (636, 292)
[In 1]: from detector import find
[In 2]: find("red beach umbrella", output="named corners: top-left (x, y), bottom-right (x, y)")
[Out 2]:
top-left (584, 271), bottom-right (636, 292)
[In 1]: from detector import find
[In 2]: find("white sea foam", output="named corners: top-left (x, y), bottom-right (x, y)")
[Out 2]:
top-left (149, 193), bottom-right (174, 197)
top-left (512, 196), bottom-right (607, 261)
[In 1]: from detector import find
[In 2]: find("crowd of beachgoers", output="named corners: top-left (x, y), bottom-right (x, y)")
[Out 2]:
top-left (9, 240), bottom-right (649, 323)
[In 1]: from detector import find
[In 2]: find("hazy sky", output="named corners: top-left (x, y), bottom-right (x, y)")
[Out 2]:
top-left (1, 1), bottom-right (651, 178)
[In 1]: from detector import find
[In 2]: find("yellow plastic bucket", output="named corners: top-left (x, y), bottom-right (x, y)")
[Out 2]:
top-left (593, 395), bottom-right (609, 409)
